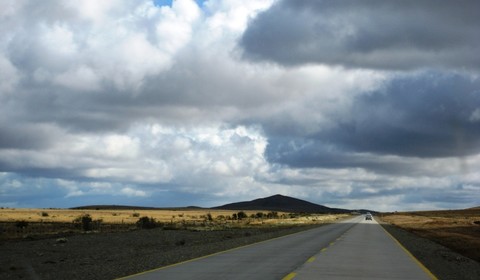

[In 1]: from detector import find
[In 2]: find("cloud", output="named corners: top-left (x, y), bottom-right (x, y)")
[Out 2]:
top-left (1, 0), bottom-right (479, 211)
top-left (3, 0), bottom-right (199, 93)
top-left (326, 71), bottom-right (480, 158)
top-left (266, 71), bottom-right (480, 172)
top-left (0, 0), bottom-right (278, 134)
top-left (240, 0), bottom-right (480, 70)
top-left (0, 122), bottom-right (269, 192)
top-left (121, 187), bottom-right (148, 197)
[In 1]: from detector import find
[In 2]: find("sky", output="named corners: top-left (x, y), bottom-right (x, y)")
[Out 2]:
top-left (1, 0), bottom-right (479, 211)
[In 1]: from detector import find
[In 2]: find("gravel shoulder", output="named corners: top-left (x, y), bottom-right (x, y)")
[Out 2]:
top-left (379, 221), bottom-right (480, 280)
top-left (0, 225), bottom-right (320, 280)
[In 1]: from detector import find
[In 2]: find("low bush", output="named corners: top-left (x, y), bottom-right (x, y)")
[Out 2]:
top-left (136, 216), bottom-right (161, 229)
top-left (206, 213), bottom-right (213, 221)
top-left (237, 211), bottom-right (248, 220)
top-left (73, 214), bottom-right (101, 231)
top-left (267, 211), bottom-right (279, 219)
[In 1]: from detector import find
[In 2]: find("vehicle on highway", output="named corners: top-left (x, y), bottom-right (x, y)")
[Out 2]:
top-left (365, 213), bottom-right (373, 220)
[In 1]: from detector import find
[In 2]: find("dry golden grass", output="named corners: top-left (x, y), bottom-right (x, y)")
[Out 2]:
top-left (380, 208), bottom-right (480, 262)
top-left (0, 208), bottom-right (265, 224)
top-left (0, 208), bottom-right (348, 225)
top-left (0, 208), bottom-right (349, 241)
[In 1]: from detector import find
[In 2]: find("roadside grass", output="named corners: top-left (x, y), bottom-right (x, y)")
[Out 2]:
top-left (379, 208), bottom-right (480, 262)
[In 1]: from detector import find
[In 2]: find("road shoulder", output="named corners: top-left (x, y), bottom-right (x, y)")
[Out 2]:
top-left (379, 221), bottom-right (480, 280)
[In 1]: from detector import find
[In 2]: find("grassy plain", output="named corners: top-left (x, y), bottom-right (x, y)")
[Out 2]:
top-left (0, 208), bottom-right (266, 224)
top-left (0, 208), bottom-right (346, 224)
top-left (0, 208), bottom-right (349, 240)
top-left (380, 208), bottom-right (480, 262)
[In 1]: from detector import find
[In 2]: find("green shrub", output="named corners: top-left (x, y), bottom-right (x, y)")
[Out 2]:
top-left (73, 214), bottom-right (96, 231)
top-left (237, 211), bottom-right (248, 220)
top-left (267, 211), bottom-right (278, 219)
top-left (255, 212), bottom-right (264, 219)
top-left (136, 216), bottom-right (160, 229)
top-left (206, 213), bottom-right (213, 221)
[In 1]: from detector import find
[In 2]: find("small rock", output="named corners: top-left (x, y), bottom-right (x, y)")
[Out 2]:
top-left (56, 237), bottom-right (68, 244)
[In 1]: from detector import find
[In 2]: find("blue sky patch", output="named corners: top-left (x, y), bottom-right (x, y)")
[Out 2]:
top-left (153, 0), bottom-right (205, 7)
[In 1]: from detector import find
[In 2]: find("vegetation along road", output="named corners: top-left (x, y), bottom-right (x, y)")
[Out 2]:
top-left (120, 215), bottom-right (436, 280)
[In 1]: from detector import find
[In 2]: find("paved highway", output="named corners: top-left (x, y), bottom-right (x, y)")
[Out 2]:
top-left (119, 216), bottom-right (437, 280)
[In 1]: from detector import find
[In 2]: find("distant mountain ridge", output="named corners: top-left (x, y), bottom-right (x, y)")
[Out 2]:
top-left (71, 205), bottom-right (204, 211)
top-left (72, 195), bottom-right (376, 213)
top-left (212, 194), bottom-right (351, 213)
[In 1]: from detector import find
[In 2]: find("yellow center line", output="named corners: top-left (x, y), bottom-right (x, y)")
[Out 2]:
top-left (282, 272), bottom-right (296, 280)
top-left (321, 248), bottom-right (327, 252)
top-left (307, 256), bottom-right (315, 263)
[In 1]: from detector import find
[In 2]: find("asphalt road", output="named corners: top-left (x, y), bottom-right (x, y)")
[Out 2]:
top-left (120, 216), bottom-right (437, 280)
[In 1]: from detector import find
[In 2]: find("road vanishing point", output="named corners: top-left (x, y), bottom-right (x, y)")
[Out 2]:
top-left (119, 215), bottom-right (437, 280)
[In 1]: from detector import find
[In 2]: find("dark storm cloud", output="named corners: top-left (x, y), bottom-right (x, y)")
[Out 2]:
top-left (0, 122), bottom-right (54, 150)
top-left (4, 86), bottom-right (132, 134)
top-left (333, 72), bottom-right (480, 157)
top-left (266, 71), bottom-right (480, 169)
top-left (240, 0), bottom-right (480, 70)
top-left (401, 184), bottom-right (480, 206)
top-left (265, 138), bottom-right (418, 175)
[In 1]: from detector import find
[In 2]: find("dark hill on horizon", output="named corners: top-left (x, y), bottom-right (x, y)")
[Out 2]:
top-left (71, 205), bottom-right (204, 211)
top-left (212, 194), bottom-right (352, 214)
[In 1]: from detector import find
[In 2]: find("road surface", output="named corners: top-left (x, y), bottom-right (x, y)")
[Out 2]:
top-left (119, 216), bottom-right (437, 280)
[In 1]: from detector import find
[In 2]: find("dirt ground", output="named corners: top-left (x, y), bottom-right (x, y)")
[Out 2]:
top-left (0, 224), bottom-right (326, 280)
top-left (380, 208), bottom-right (480, 262)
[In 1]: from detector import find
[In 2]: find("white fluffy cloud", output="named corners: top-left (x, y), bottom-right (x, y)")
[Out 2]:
top-left (2, 0), bottom-right (202, 92)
